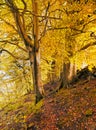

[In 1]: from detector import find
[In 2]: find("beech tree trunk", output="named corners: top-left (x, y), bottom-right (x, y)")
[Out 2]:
top-left (68, 62), bottom-right (77, 82)
top-left (32, 1), bottom-right (44, 104)
top-left (5, 0), bottom-right (44, 104)
top-left (29, 49), bottom-right (43, 104)
top-left (60, 61), bottom-right (77, 89)
top-left (60, 62), bottom-right (70, 88)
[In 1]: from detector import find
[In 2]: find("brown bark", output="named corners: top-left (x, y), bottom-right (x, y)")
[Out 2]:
top-left (60, 61), bottom-right (77, 89)
top-left (60, 62), bottom-right (70, 88)
top-left (68, 63), bottom-right (77, 81)
top-left (6, 0), bottom-right (44, 104)
top-left (32, 1), bottom-right (44, 103)
top-left (29, 49), bottom-right (43, 104)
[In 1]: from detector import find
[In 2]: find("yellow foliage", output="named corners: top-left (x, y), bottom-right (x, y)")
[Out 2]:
top-left (0, 0), bottom-right (96, 103)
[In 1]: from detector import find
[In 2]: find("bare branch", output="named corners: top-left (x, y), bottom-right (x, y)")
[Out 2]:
top-left (47, 26), bottom-right (68, 30)
top-left (82, 19), bottom-right (96, 31)
top-left (39, 2), bottom-right (50, 41)
top-left (70, 19), bottom-right (96, 36)
top-left (71, 41), bottom-right (96, 58)
top-left (0, 40), bottom-right (27, 52)
top-left (21, 0), bottom-right (27, 14)
top-left (5, 0), bottom-right (33, 48)
top-left (21, 0), bottom-right (27, 30)
top-left (36, 14), bottom-right (61, 20)
top-left (78, 41), bottom-right (96, 51)
top-left (5, 0), bottom-right (18, 11)
top-left (0, 48), bottom-right (28, 60)
top-left (73, 41), bottom-right (96, 57)
top-left (0, 17), bottom-right (18, 32)
top-left (1, 48), bottom-right (19, 59)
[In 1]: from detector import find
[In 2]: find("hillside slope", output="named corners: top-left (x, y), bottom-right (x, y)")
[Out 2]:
top-left (26, 79), bottom-right (96, 130)
top-left (0, 78), bottom-right (96, 130)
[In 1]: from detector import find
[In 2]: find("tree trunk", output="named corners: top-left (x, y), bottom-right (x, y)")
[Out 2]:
top-left (60, 62), bottom-right (70, 88)
top-left (32, 1), bottom-right (44, 104)
top-left (5, 0), bottom-right (44, 104)
top-left (29, 49), bottom-right (43, 104)
top-left (68, 62), bottom-right (77, 82)
top-left (60, 61), bottom-right (77, 89)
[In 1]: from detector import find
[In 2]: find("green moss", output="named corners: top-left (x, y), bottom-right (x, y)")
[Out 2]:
top-left (32, 100), bottom-right (43, 114)
top-left (85, 109), bottom-right (93, 117)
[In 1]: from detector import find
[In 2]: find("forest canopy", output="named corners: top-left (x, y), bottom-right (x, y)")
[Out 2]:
top-left (0, 0), bottom-right (96, 104)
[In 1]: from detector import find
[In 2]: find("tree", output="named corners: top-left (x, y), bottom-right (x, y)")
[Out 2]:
top-left (1, 0), bottom-right (44, 104)
top-left (2, 0), bottom-right (61, 103)
top-left (0, 0), bottom-right (96, 103)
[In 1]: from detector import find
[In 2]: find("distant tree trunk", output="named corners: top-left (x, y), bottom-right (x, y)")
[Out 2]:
top-left (68, 62), bottom-right (77, 82)
top-left (59, 61), bottom-right (77, 89)
top-left (48, 60), bottom-right (57, 83)
top-left (60, 62), bottom-right (70, 88)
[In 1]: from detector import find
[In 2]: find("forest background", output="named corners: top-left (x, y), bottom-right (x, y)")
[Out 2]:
top-left (0, 0), bottom-right (96, 105)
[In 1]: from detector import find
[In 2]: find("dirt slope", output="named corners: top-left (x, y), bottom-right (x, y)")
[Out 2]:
top-left (26, 79), bottom-right (96, 130)
top-left (0, 78), bottom-right (96, 130)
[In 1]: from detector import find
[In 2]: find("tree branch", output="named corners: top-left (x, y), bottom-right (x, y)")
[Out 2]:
top-left (5, 0), bottom-right (33, 48)
top-left (81, 19), bottom-right (96, 31)
top-left (21, 0), bottom-right (27, 30)
top-left (0, 48), bottom-right (28, 60)
top-left (78, 41), bottom-right (96, 51)
top-left (0, 48), bottom-right (19, 59)
top-left (0, 40), bottom-right (27, 52)
top-left (47, 26), bottom-right (68, 30)
top-left (0, 17), bottom-right (18, 32)
top-left (21, 0), bottom-right (27, 14)
top-left (73, 41), bottom-right (96, 57)
top-left (39, 2), bottom-right (50, 41)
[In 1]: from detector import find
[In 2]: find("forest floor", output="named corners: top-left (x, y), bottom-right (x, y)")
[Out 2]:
top-left (0, 78), bottom-right (96, 130)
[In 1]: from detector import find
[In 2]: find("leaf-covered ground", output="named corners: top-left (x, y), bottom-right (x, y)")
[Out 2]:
top-left (0, 78), bottom-right (96, 130)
